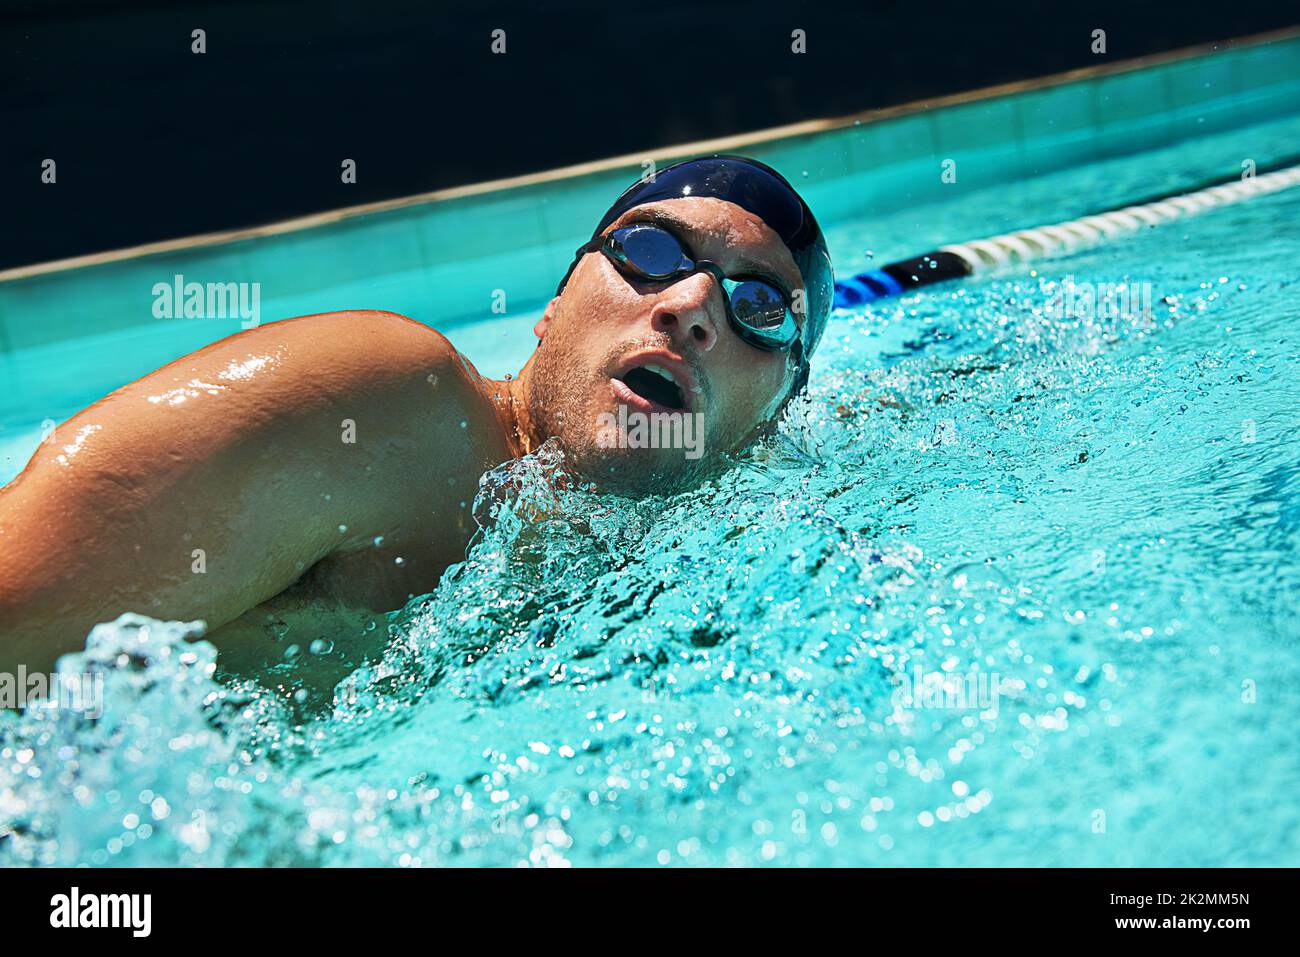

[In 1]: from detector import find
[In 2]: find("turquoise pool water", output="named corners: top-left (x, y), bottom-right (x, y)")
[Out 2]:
top-left (2, 107), bottom-right (1299, 866)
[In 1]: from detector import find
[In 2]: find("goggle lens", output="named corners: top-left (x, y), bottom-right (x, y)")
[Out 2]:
top-left (728, 280), bottom-right (788, 331)
top-left (607, 225), bottom-right (689, 279)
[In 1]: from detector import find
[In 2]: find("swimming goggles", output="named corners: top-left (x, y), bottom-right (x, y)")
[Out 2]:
top-left (575, 223), bottom-right (803, 354)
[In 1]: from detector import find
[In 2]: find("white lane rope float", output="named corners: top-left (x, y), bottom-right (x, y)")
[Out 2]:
top-left (832, 161), bottom-right (1300, 308)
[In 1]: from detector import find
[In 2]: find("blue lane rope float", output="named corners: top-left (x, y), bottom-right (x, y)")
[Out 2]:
top-left (832, 162), bottom-right (1300, 310)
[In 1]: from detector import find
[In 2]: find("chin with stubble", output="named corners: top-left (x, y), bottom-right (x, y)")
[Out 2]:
top-left (523, 340), bottom-right (724, 498)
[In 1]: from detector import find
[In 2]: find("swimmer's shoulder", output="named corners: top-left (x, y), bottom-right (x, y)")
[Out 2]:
top-left (0, 311), bottom-right (503, 669)
top-left (263, 308), bottom-right (513, 458)
top-left (4, 309), bottom-right (501, 510)
top-left (242, 309), bottom-right (464, 385)
top-left (225, 310), bottom-right (494, 426)
top-left (287, 308), bottom-right (518, 455)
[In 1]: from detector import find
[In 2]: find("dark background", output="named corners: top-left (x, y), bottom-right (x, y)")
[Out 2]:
top-left (3, 0), bottom-right (1297, 270)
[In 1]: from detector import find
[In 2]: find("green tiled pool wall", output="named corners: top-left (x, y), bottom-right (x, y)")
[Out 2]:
top-left (2, 34), bottom-right (1297, 354)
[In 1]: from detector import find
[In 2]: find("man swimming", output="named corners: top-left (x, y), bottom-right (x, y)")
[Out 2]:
top-left (0, 156), bottom-right (833, 675)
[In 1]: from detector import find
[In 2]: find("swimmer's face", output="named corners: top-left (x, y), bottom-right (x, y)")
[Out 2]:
top-left (524, 197), bottom-right (806, 493)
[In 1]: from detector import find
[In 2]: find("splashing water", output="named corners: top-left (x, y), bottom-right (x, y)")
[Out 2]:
top-left (3, 169), bottom-right (1299, 868)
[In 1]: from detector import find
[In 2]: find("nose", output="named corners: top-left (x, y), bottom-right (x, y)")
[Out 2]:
top-left (648, 271), bottom-right (720, 351)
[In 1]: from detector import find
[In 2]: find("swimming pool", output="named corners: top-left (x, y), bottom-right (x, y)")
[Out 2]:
top-left (2, 39), bottom-right (1298, 866)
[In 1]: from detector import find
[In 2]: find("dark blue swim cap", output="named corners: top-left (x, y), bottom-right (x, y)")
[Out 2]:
top-left (559, 155), bottom-right (833, 359)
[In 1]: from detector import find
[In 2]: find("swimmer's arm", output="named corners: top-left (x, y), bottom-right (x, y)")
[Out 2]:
top-left (0, 310), bottom-right (487, 674)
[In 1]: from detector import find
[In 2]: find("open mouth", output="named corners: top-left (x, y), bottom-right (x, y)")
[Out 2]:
top-left (616, 364), bottom-right (688, 411)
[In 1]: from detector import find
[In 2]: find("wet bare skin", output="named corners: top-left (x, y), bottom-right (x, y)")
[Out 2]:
top-left (0, 197), bottom-right (806, 676)
top-left (0, 311), bottom-right (520, 675)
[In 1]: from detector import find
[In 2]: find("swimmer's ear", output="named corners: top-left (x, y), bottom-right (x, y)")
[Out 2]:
top-left (533, 297), bottom-right (561, 341)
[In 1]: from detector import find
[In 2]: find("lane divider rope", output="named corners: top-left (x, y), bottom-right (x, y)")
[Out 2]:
top-left (833, 163), bottom-right (1300, 308)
